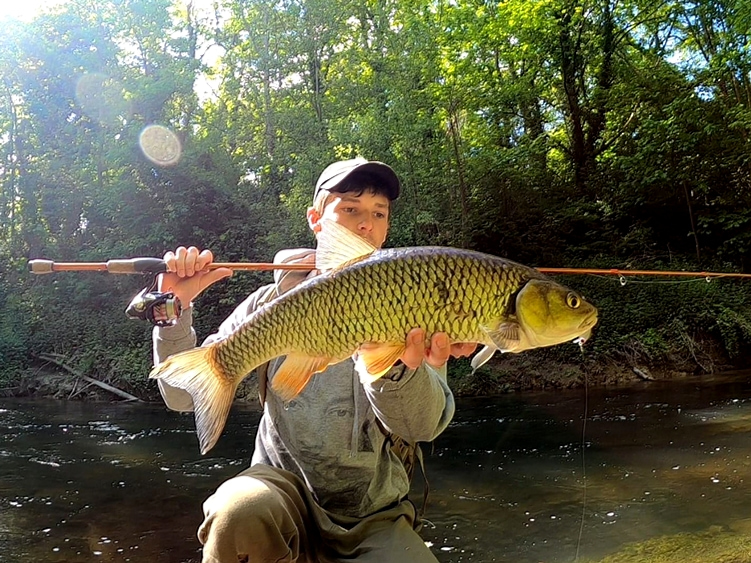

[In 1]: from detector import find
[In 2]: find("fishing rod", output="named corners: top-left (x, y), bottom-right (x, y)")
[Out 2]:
top-left (538, 267), bottom-right (751, 279)
top-left (28, 258), bottom-right (313, 275)
top-left (28, 257), bottom-right (751, 327)
top-left (27, 258), bottom-right (751, 279)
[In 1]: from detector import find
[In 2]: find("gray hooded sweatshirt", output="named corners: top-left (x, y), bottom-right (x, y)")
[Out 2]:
top-left (153, 249), bottom-right (456, 518)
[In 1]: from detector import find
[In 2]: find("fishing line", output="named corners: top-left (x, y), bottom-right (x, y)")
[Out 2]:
top-left (574, 360), bottom-right (589, 562)
top-left (569, 270), bottom-right (714, 559)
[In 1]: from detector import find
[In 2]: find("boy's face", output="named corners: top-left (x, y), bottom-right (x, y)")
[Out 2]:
top-left (307, 190), bottom-right (391, 249)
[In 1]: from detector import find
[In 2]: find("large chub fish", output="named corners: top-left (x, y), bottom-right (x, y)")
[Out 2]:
top-left (150, 220), bottom-right (598, 454)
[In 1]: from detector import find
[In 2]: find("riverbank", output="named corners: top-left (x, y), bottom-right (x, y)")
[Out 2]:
top-left (449, 345), bottom-right (733, 396)
top-left (6, 343), bottom-right (738, 403)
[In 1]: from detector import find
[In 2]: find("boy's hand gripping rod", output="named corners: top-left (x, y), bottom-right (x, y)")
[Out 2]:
top-left (28, 258), bottom-right (313, 275)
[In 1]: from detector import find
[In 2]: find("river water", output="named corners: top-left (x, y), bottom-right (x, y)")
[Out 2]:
top-left (2, 373), bottom-right (751, 562)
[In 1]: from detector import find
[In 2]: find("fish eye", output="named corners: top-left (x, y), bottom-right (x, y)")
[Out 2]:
top-left (566, 293), bottom-right (581, 308)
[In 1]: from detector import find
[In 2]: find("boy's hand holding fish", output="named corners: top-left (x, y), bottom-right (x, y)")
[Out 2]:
top-left (363, 328), bottom-right (477, 369)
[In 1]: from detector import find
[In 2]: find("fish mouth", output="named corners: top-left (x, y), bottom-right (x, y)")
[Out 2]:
top-left (578, 313), bottom-right (598, 330)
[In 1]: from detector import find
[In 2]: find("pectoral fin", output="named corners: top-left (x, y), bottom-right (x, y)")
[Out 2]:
top-left (354, 342), bottom-right (406, 384)
top-left (482, 321), bottom-right (523, 353)
top-left (270, 353), bottom-right (333, 401)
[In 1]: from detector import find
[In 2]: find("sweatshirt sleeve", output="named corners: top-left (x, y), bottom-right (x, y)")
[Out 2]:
top-left (151, 284), bottom-right (276, 412)
top-left (362, 362), bottom-right (455, 444)
top-left (151, 306), bottom-right (197, 412)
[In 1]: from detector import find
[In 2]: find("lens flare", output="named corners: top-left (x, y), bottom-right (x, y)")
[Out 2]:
top-left (139, 125), bottom-right (182, 166)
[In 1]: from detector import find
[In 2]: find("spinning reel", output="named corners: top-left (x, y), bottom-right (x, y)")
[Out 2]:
top-left (125, 276), bottom-right (182, 327)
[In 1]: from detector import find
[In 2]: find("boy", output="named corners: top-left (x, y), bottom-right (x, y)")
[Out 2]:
top-left (153, 158), bottom-right (476, 562)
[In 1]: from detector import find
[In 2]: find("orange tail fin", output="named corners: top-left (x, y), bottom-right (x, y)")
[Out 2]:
top-left (150, 346), bottom-right (235, 454)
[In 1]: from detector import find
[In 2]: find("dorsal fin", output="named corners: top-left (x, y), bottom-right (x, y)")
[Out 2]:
top-left (315, 219), bottom-right (377, 271)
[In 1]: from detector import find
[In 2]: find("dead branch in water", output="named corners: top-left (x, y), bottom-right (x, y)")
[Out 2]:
top-left (37, 353), bottom-right (142, 402)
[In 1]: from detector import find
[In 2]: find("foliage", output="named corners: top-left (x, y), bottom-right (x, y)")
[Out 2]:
top-left (2, 0), bottom-right (751, 397)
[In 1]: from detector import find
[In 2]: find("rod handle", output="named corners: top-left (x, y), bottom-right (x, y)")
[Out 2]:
top-left (28, 258), bottom-right (169, 274)
top-left (106, 258), bottom-right (168, 274)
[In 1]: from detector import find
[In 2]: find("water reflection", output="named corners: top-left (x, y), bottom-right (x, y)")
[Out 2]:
top-left (0, 400), bottom-right (254, 562)
top-left (1, 373), bottom-right (751, 562)
top-left (419, 374), bottom-right (751, 562)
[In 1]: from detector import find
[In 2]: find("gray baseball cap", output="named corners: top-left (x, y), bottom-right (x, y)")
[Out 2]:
top-left (314, 157), bottom-right (400, 201)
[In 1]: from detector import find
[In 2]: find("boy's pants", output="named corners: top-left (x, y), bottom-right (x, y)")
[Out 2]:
top-left (198, 464), bottom-right (438, 563)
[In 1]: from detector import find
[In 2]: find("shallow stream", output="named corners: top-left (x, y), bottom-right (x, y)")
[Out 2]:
top-left (2, 372), bottom-right (751, 562)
